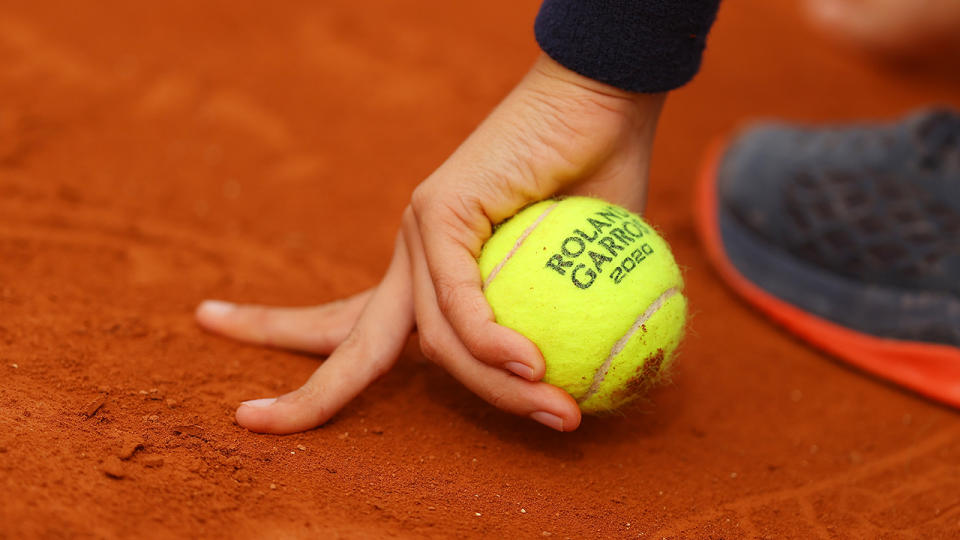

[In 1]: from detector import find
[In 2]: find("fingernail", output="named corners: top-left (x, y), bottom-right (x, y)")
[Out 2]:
top-left (530, 411), bottom-right (564, 431)
top-left (505, 361), bottom-right (534, 380)
top-left (241, 398), bottom-right (277, 408)
top-left (200, 300), bottom-right (235, 316)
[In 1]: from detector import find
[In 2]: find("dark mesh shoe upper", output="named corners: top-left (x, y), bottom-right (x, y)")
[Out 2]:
top-left (718, 109), bottom-right (960, 297)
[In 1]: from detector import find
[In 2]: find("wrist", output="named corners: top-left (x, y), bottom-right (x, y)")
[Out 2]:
top-left (529, 54), bottom-right (665, 114)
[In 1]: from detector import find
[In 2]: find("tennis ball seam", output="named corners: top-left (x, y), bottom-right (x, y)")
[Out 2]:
top-left (576, 286), bottom-right (679, 405)
top-left (482, 202), bottom-right (559, 291)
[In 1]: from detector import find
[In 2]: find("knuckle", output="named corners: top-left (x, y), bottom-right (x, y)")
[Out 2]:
top-left (247, 307), bottom-right (273, 344)
top-left (338, 328), bottom-right (367, 355)
top-left (248, 306), bottom-right (268, 326)
top-left (293, 384), bottom-right (323, 409)
top-left (432, 278), bottom-right (461, 314)
top-left (444, 191), bottom-right (485, 234)
top-left (460, 327), bottom-right (490, 363)
top-left (368, 358), bottom-right (392, 380)
top-left (418, 331), bottom-right (440, 361)
top-left (485, 387), bottom-right (510, 410)
top-left (302, 399), bottom-right (329, 425)
top-left (401, 205), bottom-right (417, 228)
top-left (409, 185), bottom-right (434, 217)
top-left (435, 288), bottom-right (488, 348)
top-left (413, 186), bottom-right (486, 236)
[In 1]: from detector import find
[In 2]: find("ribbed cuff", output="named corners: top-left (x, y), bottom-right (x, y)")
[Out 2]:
top-left (535, 0), bottom-right (721, 93)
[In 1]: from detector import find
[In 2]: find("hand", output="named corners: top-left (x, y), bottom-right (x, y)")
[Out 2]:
top-left (196, 54), bottom-right (665, 434)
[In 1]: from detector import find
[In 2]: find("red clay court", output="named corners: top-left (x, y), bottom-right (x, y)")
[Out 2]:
top-left (1, 1), bottom-right (959, 538)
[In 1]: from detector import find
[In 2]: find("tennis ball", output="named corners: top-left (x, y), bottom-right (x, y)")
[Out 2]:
top-left (478, 196), bottom-right (686, 413)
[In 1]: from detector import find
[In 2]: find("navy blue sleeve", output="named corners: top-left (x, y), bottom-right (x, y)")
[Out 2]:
top-left (535, 1), bottom-right (722, 93)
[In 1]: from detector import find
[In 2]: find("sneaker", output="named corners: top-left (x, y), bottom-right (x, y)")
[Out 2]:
top-left (696, 108), bottom-right (960, 407)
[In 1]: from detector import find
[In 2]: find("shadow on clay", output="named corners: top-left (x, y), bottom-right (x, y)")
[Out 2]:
top-left (417, 356), bottom-right (691, 460)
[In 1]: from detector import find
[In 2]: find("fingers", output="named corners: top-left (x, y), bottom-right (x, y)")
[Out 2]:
top-left (195, 290), bottom-right (373, 355)
top-left (402, 210), bottom-right (581, 431)
top-left (405, 199), bottom-right (545, 380)
top-left (443, 345), bottom-right (582, 432)
top-left (235, 237), bottom-right (415, 434)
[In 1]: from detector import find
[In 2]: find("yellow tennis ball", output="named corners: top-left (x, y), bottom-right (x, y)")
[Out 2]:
top-left (478, 196), bottom-right (686, 413)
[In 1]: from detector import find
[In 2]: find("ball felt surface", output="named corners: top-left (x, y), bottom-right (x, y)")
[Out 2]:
top-left (479, 196), bottom-right (686, 413)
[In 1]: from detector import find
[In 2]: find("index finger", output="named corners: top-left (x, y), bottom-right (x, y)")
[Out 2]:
top-left (406, 198), bottom-right (546, 381)
top-left (235, 235), bottom-right (415, 434)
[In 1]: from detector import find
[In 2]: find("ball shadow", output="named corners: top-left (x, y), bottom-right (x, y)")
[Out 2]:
top-left (419, 360), bottom-right (690, 461)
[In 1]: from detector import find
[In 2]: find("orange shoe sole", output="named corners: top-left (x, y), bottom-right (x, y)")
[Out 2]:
top-left (695, 140), bottom-right (960, 408)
